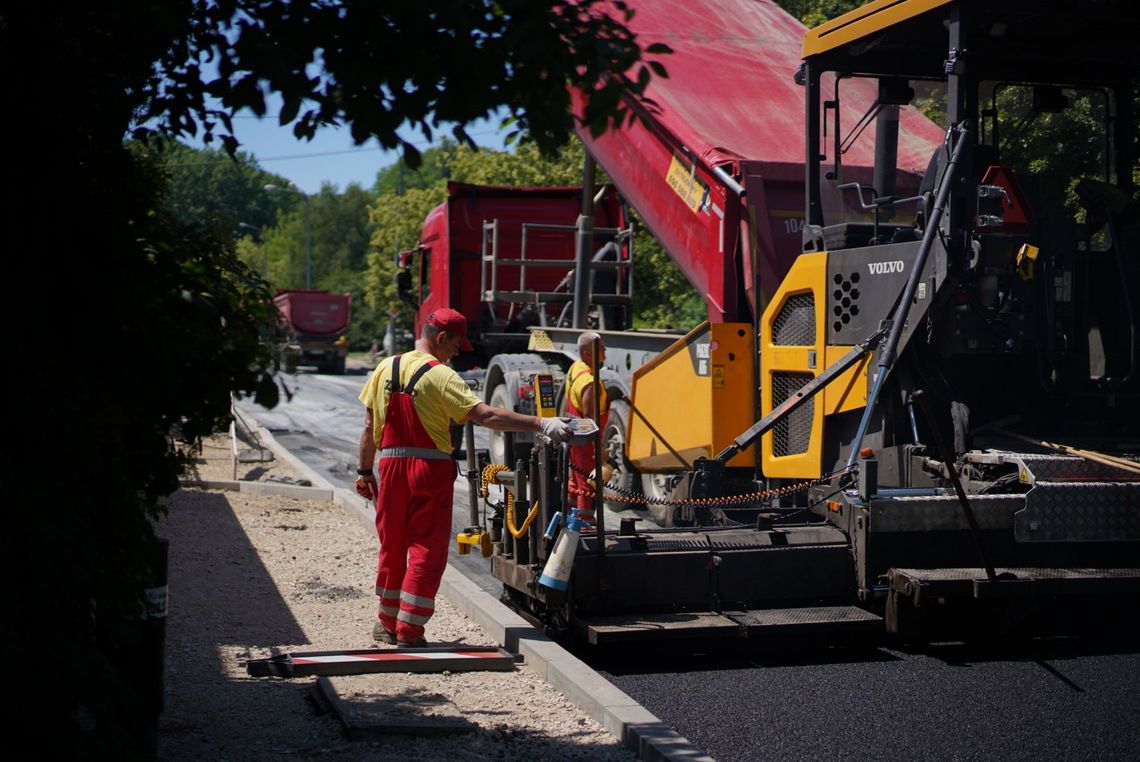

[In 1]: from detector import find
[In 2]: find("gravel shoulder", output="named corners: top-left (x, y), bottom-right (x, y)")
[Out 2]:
top-left (156, 435), bottom-right (635, 760)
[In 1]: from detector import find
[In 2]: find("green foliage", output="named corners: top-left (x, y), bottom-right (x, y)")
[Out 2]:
top-left (6, 2), bottom-right (655, 754)
top-left (367, 185), bottom-right (450, 325)
top-left (450, 141), bottom-right (591, 186)
top-left (373, 140), bottom-right (465, 195)
top-left (991, 85), bottom-right (1112, 213)
top-left (776, 0), bottom-right (861, 28)
top-left (630, 212), bottom-right (707, 330)
top-left (133, 140), bottom-right (294, 233)
top-left (9, 142), bottom-right (279, 755)
top-left (141, 1), bottom-right (667, 168)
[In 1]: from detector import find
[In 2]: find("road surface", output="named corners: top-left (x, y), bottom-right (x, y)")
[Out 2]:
top-left (236, 366), bottom-right (1140, 761)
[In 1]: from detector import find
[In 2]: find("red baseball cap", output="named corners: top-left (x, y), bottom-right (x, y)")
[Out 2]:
top-left (426, 308), bottom-right (474, 351)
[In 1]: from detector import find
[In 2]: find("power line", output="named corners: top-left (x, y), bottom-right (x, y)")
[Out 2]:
top-left (164, 127), bottom-right (509, 167)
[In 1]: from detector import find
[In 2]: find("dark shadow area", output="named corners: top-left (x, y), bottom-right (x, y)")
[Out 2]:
top-left (902, 631), bottom-right (1140, 666)
top-left (240, 465), bottom-right (269, 480)
top-left (155, 489), bottom-right (310, 652)
top-left (582, 632), bottom-right (900, 677)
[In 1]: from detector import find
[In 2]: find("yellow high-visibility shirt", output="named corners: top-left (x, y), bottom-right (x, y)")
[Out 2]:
top-left (567, 359), bottom-right (607, 418)
top-left (358, 350), bottom-right (480, 453)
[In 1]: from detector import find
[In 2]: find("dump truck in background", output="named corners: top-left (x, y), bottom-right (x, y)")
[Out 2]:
top-left (273, 289), bottom-right (351, 374)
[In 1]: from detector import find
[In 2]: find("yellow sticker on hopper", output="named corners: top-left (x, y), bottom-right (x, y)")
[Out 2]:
top-left (666, 155), bottom-right (708, 213)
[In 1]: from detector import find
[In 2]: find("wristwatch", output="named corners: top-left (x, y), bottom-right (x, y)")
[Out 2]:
top-left (356, 468), bottom-right (373, 478)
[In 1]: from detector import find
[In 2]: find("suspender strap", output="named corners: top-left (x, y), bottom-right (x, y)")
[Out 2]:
top-left (388, 355), bottom-right (404, 393)
top-left (387, 355), bottom-right (439, 395)
top-left (404, 360), bottom-right (440, 395)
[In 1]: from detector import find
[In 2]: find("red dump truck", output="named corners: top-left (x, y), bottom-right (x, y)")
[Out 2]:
top-left (395, 182), bottom-right (630, 371)
top-left (273, 289), bottom-right (351, 374)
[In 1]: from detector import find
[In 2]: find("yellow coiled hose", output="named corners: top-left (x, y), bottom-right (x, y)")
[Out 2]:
top-left (480, 463), bottom-right (539, 539)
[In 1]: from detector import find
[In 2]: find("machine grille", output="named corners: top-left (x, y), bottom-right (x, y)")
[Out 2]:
top-left (831, 271), bottom-right (861, 335)
top-left (772, 293), bottom-right (816, 345)
top-left (772, 372), bottom-right (814, 456)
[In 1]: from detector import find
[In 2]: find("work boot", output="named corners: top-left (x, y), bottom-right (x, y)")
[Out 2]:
top-left (371, 620), bottom-right (396, 645)
top-left (397, 637), bottom-right (428, 648)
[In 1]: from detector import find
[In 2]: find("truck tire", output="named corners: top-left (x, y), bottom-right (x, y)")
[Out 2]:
top-left (488, 383), bottom-right (515, 467)
top-left (330, 355), bottom-right (346, 375)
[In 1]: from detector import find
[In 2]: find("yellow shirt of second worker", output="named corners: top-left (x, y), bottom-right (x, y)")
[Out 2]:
top-left (358, 350), bottom-right (480, 453)
top-left (567, 359), bottom-right (608, 417)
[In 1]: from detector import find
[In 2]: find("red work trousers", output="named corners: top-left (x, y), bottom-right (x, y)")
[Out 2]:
top-left (375, 457), bottom-right (455, 642)
top-left (568, 443), bottom-right (598, 519)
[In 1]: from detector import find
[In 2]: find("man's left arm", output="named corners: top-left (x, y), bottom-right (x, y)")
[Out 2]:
top-left (581, 383), bottom-right (601, 423)
top-left (356, 408), bottom-right (378, 500)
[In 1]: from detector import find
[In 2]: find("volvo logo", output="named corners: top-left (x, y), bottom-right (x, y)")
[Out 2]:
top-left (867, 260), bottom-right (905, 275)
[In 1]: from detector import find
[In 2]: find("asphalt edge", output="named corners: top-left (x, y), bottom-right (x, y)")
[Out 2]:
top-left (221, 416), bottom-right (714, 762)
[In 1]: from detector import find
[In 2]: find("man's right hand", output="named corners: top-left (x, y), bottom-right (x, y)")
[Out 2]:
top-left (538, 416), bottom-right (574, 445)
top-left (355, 474), bottom-right (377, 500)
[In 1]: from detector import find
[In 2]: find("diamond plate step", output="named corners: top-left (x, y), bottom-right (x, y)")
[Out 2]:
top-left (724, 605), bottom-right (883, 635)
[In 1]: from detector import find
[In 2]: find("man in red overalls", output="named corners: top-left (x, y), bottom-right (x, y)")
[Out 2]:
top-left (356, 309), bottom-right (571, 647)
top-left (566, 332), bottom-right (609, 524)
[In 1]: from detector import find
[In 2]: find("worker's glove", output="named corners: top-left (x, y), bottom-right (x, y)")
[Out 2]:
top-left (538, 416), bottom-right (574, 445)
top-left (587, 460), bottom-right (617, 489)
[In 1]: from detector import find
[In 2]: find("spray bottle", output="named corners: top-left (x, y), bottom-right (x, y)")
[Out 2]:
top-left (538, 509), bottom-right (589, 591)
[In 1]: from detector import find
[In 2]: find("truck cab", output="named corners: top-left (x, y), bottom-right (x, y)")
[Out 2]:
top-left (395, 182), bottom-right (631, 372)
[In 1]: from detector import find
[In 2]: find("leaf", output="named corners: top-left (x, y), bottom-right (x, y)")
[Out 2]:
top-left (401, 141), bottom-right (423, 170)
top-left (279, 97), bottom-right (300, 126)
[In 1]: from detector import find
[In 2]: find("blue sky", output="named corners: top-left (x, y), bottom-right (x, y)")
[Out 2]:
top-left (192, 98), bottom-right (511, 195)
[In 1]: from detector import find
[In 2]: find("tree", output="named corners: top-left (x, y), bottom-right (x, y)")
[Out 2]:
top-left (373, 140), bottom-right (465, 195)
top-left (777, 0), bottom-right (861, 28)
top-left (135, 140), bottom-right (294, 232)
top-left (367, 186), bottom-right (450, 319)
top-left (4, 2), bottom-right (657, 756)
